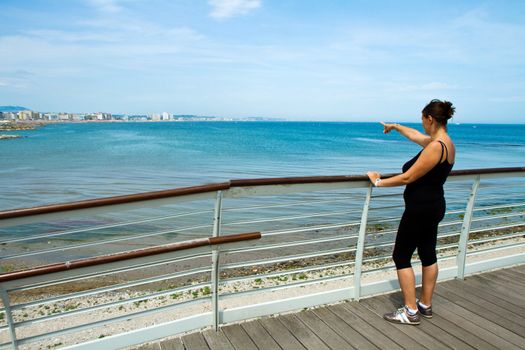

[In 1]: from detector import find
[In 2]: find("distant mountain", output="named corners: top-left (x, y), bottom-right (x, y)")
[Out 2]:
top-left (0, 106), bottom-right (30, 112)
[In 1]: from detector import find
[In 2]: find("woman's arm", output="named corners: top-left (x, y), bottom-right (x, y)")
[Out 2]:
top-left (382, 122), bottom-right (431, 147)
top-left (367, 141), bottom-right (442, 187)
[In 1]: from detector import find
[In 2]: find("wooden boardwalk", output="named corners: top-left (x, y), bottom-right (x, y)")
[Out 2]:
top-left (135, 265), bottom-right (525, 350)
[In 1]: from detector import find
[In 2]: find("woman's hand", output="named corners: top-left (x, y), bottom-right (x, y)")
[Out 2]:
top-left (367, 171), bottom-right (380, 185)
top-left (381, 122), bottom-right (397, 134)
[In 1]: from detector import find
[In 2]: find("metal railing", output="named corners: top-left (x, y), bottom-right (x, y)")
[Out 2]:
top-left (0, 167), bottom-right (524, 349)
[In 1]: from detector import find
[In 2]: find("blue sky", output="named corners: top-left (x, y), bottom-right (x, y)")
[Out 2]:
top-left (0, 0), bottom-right (524, 122)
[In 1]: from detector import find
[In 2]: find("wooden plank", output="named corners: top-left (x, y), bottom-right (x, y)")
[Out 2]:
top-left (259, 317), bottom-right (306, 350)
top-left (221, 324), bottom-right (258, 350)
top-left (386, 292), bottom-right (497, 350)
top-left (436, 283), bottom-right (525, 335)
top-left (464, 274), bottom-right (525, 307)
top-left (328, 303), bottom-right (404, 350)
top-left (279, 313), bottom-right (331, 350)
top-left (181, 333), bottom-right (210, 350)
top-left (312, 306), bottom-right (380, 350)
top-left (241, 320), bottom-right (282, 350)
top-left (499, 268), bottom-right (525, 281)
top-left (460, 275), bottom-right (525, 308)
top-left (160, 337), bottom-right (185, 350)
top-left (432, 293), bottom-right (523, 350)
top-left (514, 264), bottom-right (525, 274)
top-left (370, 294), bottom-right (467, 350)
top-left (441, 278), bottom-right (525, 315)
top-left (487, 269), bottom-right (525, 286)
top-left (296, 310), bottom-right (355, 349)
top-left (134, 343), bottom-right (161, 350)
top-left (202, 329), bottom-right (235, 350)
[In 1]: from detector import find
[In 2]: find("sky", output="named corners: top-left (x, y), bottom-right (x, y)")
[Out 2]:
top-left (0, 0), bottom-right (524, 122)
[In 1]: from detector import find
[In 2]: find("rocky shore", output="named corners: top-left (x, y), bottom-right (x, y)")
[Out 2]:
top-left (0, 122), bottom-right (40, 131)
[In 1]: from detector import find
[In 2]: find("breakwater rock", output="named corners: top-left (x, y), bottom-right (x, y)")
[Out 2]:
top-left (0, 134), bottom-right (22, 140)
top-left (0, 122), bottom-right (42, 131)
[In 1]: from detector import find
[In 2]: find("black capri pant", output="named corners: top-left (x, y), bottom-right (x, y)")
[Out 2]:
top-left (393, 200), bottom-right (446, 269)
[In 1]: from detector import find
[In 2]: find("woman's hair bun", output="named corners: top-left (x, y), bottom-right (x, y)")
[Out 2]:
top-left (442, 100), bottom-right (455, 120)
top-left (422, 99), bottom-right (455, 124)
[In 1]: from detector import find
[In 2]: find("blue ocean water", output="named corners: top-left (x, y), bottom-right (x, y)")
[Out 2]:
top-left (1, 122), bottom-right (524, 210)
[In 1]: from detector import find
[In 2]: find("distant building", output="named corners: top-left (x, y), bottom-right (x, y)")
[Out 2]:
top-left (162, 112), bottom-right (171, 121)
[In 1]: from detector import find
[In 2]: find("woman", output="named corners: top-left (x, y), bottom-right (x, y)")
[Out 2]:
top-left (367, 99), bottom-right (455, 325)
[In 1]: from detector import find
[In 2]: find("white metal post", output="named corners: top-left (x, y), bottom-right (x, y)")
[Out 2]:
top-left (211, 191), bottom-right (223, 330)
top-left (457, 175), bottom-right (481, 279)
top-left (0, 288), bottom-right (18, 350)
top-left (353, 184), bottom-right (373, 300)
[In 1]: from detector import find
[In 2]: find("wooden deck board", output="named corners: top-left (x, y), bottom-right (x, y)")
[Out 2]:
top-left (202, 329), bottom-right (235, 350)
top-left (259, 317), bottom-right (306, 350)
top-left (329, 303), bottom-right (405, 350)
top-left (312, 306), bottom-right (379, 350)
top-left (279, 313), bottom-right (331, 350)
top-left (221, 324), bottom-right (258, 350)
top-left (159, 337), bottom-right (184, 350)
top-left (137, 265), bottom-right (525, 350)
top-left (295, 310), bottom-right (354, 349)
top-left (240, 320), bottom-right (282, 350)
top-left (436, 282), bottom-right (525, 335)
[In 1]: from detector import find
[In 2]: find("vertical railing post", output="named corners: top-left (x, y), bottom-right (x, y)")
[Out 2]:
top-left (0, 288), bottom-right (18, 350)
top-left (211, 190), bottom-right (223, 330)
top-left (353, 184), bottom-right (373, 300)
top-left (457, 175), bottom-right (481, 279)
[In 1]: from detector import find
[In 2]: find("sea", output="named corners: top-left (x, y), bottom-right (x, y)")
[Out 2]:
top-left (1, 122), bottom-right (524, 266)
top-left (1, 121), bottom-right (524, 210)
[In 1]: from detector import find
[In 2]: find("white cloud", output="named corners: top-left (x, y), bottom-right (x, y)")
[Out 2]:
top-left (209, 0), bottom-right (261, 19)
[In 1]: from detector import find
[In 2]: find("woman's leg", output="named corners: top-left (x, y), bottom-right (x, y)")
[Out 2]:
top-left (397, 267), bottom-right (417, 309)
top-left (420, 263), bottom-right (438, 306)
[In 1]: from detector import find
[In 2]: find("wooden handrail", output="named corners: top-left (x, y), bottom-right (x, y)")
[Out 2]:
top-left (0, 232), bottom-right (261, 283)
top-left (0, 167), bottom-right (523, 220)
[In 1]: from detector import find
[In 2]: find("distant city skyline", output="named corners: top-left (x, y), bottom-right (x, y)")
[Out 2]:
top-left (0, 1), bottom-right (524, 123)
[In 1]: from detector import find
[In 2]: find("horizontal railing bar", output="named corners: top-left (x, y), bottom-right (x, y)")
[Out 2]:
top-left (471, 211), bottom-right (525, 223)
top-left (219, 273), bottom-right (352, 300)
top-left (369, 204), bottom-right (404, 211)
top-left (222, 233), bottom-right (357, 254)
top-left (9, 252), bottom-right (212, 293)
top-left (362, 255), bottom-right (457, 274)
top-left (0, 209), bottom-right (213, 245)
top-left (467, 241), bottom-right (525, 256)
top-left (0, 232), bottom-right (261, 283)
top-left (0, 182), bottom-right (231, 221)
top-left (371, 192), bottom-right (403, 198)
top-left (221, 247), bottom-right (357, 271)
top-left (222, 197), bottom-right (356, 212)
top-left (473, 202), bottom-right (525, 213)
top-left (16, 296), bottom-right (211, 346)
top-left (478, 182), bottom-right (525, 190)
top-left (467, 232), bottom-right (525, 246)
top-left (475, 193), bottom-right (525, 202)
top-left (14, 281), bottom-right (212, 328)
top-left (261, 221), bottom-right (361, 237)
top-left (219, 261), bottom-right (355, 285)
top-left (365, 231), bottom-right (461, 251)
top-left (0, 223), bottom-right (213, 261)
top-left (361, 242), bottom-right (459, 264)
top-left (469, 223), bottom-right (525, 235)
top-left (12, 266), bottom-right (212, 310)
top-left (222, 209), bottom-right (362, 227)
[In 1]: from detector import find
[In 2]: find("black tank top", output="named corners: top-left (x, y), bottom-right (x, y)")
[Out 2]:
top-left (402, 141), bottom-right (454, 206)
